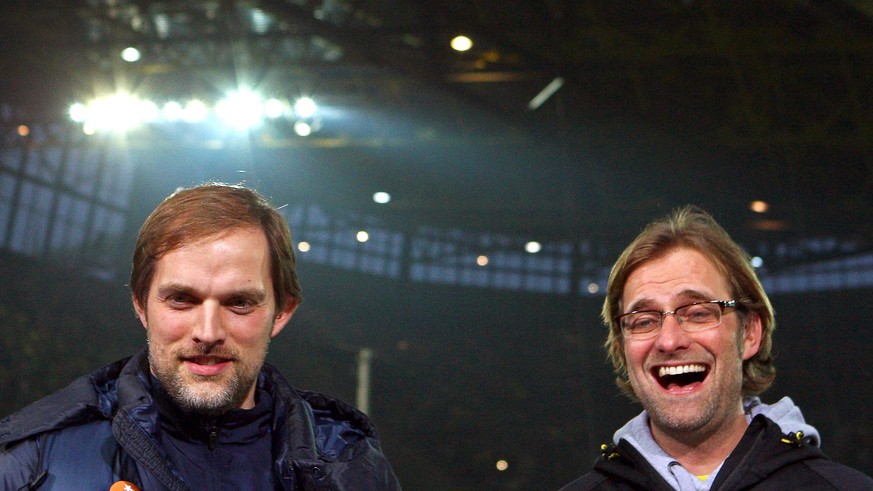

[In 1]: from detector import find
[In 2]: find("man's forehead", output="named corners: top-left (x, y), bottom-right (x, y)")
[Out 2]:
top-left (164, 226), bottom-right (267, 252)
top-left (150, 228), bottom-right (272, 282)
top-left (620, 248), bottom-right (731, 307)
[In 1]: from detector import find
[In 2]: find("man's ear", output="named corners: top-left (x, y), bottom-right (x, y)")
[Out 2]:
top-left (133, 296), bottom-right (148, 329)
top-left (271, 298), bottom-right (298, 337)
top-left (742, 313), bottom-right (763, 361)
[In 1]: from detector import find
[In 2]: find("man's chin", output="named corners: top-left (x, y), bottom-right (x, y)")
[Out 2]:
top-left (174, 389), bottom-right (237, 416)
top-left (164, 375), bottom-right (242, 416)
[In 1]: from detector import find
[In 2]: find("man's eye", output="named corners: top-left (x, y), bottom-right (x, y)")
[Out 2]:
top-left (166, 295), bottom-right (194, 308)
top-left (229, 298), bottom-right (256, 312)
top-left (631, 315), bottom-right (659, 330)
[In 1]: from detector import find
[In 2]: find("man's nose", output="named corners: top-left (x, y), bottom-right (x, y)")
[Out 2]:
top-left (192, 301), bottom-right (226, 344)
top-left (653, 313), bottom-right (690, 352)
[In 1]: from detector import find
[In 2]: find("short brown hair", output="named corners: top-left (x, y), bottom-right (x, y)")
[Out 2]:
top-left (603, 205), bottom-right (775, 399)
top-left (130, 183), bottom-right (302, 311)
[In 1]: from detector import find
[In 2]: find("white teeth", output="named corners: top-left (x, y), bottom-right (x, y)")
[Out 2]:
top-left (658, 364), bottom-right (706, 378)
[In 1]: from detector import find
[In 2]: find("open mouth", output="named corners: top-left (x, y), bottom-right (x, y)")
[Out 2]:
top-left (653, 364), bottom-right (708, 390)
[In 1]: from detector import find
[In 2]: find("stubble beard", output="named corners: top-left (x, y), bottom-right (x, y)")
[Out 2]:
top-left (638, 331), bottom-right (747, 441)
top-left (147, 335), bottom-right (266, 417)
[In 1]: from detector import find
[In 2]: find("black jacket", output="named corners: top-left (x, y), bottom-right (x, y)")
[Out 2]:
top-left (0, 349), bottom-right (401, 490)
top-left (561, 415), bottom-right (872, 490)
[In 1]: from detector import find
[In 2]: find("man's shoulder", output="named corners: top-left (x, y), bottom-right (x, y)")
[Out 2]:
top-left (803, 457), bottom-right (873, 488)
top-left (285, 389), bottom-right (383, 464)
top-left (0, 357), bottom-right (129, 448)
top-left (261, 363), bottom-right (379, 438)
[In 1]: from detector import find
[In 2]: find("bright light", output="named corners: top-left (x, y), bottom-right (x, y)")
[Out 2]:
top-left (182, 99), bottom-right (209, 122)
top-left (587, 282), bottom-right (600, 294)
top-left (525, 241), bottom-right (542, 254)
top-left (69, 103), bottom-right (88, 123)
top-left (495, 460), bottom-right (508, 471)
top-left (751, 256), bottom-right (764, 268)
top-left (356, 231), bottom-right (369, 243)
top-left (251, 8), bottom-right (271, 34)
top-left (69, 92), bottom-right (323, 132)
top-left (294, 97), bottom-right (317, 118)
top-left (215, 89), bottom-right (264, 129)
top-left (477, 255), bottom-right (489, 266)
top-left (71, 93), bottom-right (154, 132)
top-left (92, 93), bottom-right (145, 131)
top-left (139, 100), bottom-right (160, 123)
top-left (373, 192), bottom-right (391, 204)
top-left (293, 121), bottom-right (312, 136)
top-left (298, 241), bottom-right (311, 252)
top-left (162, 101), bottom-right (183, 121)
top-left (163, 100), bottom-right (208, 123)
top-left (451, 35), bottom-right (473, 52)
top-left (750, 200), bottom-right (769, 213)
top-left (17, 125), bottom-right (29, 137)
top-left (121, 47), bottom-right (141, 62)
top-left (264, 98), bottom-right (287, 119)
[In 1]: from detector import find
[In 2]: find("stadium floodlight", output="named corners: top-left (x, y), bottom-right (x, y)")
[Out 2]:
top-left (450, 35), bottom-right (473, 52)
top-left (121, 47), bottom-right (141, 62)
top-left (524, 241), bottom-right (542, 254)
top-left (293, 120), bottom-right (312, 136)
top-left (264, 98), bottom-right (287, 119)
top-left (162, 101), bottom-right (184, 121)
top-left (71, 92), bottom-right (154, 132)
top-left (69, 103), bottom-right (88, 123)
top-left (215, 89), bottom-right (265, 129)
top-left (182, 99), bottom-right (209, 123)
top-left (293, 97), bottom-right (317, 118)
top-left (373, 192), bottom-right (391, 204)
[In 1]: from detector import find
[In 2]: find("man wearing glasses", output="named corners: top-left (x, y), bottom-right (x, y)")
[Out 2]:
top-left (561, 206), bottom-right (871, 490)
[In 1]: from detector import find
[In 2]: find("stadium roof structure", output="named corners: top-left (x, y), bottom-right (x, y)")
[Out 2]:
top-left (1, 0), bottom-right (871, 267)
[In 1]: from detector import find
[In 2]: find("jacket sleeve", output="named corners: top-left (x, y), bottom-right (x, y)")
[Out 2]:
top-left (0, 437), bottom-right (45, 491)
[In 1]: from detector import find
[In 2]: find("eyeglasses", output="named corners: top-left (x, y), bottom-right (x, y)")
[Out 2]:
top-left (615, 300), bottom-right (737, 340)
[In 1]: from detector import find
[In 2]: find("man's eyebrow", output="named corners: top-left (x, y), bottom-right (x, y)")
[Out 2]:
top-left (226, 288), bottom-right (268, 302)
top-left (155, 283), bottom-right (196, 298)
top-left (675, 289), bottom-right (713, 303)
top-left (625, 290), bottom-right (713, 312)
top-left (626, 298), bottom-right (657, 313)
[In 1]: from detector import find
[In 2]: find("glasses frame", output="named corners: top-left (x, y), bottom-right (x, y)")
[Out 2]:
top-left (615, 300), bottom-right (737, 340)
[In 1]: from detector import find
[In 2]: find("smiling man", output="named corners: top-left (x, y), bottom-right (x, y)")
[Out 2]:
top-left (0, 183), bottom-right (401, 490)
top-left (561, 206), bottom-right (871, 490)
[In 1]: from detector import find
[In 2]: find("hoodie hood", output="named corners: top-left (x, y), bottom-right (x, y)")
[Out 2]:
top-left (743, 396), bottom-right (820, 447)
top-left (611, 397), bottom-right (822, 490)
top-left (613, 413), bottom-right (715, 490)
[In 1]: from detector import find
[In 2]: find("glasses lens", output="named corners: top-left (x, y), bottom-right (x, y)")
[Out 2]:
top-left (677, 302), bottom-right (721, 331)
top-left (621, 311), bottom-right (661, 338)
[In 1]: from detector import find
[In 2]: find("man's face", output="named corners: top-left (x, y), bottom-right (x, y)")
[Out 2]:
top-left (134, 226), bottom-right (296, 415)
top-left (621, 247), bottom-right (761, 441)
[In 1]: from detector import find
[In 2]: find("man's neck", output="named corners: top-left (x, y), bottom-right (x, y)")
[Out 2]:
top-left (650, 412), bottom-right (749, 476)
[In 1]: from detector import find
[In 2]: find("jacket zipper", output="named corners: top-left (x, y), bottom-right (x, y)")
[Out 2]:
top-left (207, 426), bottom-right (218, 451)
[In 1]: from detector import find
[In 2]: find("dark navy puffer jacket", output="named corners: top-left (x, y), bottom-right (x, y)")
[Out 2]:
top-left (0, 349), bottom-right (401, 490)
top-left (560, 415), bottom-right (872, 491)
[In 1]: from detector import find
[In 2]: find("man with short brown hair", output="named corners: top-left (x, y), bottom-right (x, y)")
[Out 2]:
top-left (1, 183), bottom-right (401, 490)
top-left (561, 205), bottom-right (871, 490)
